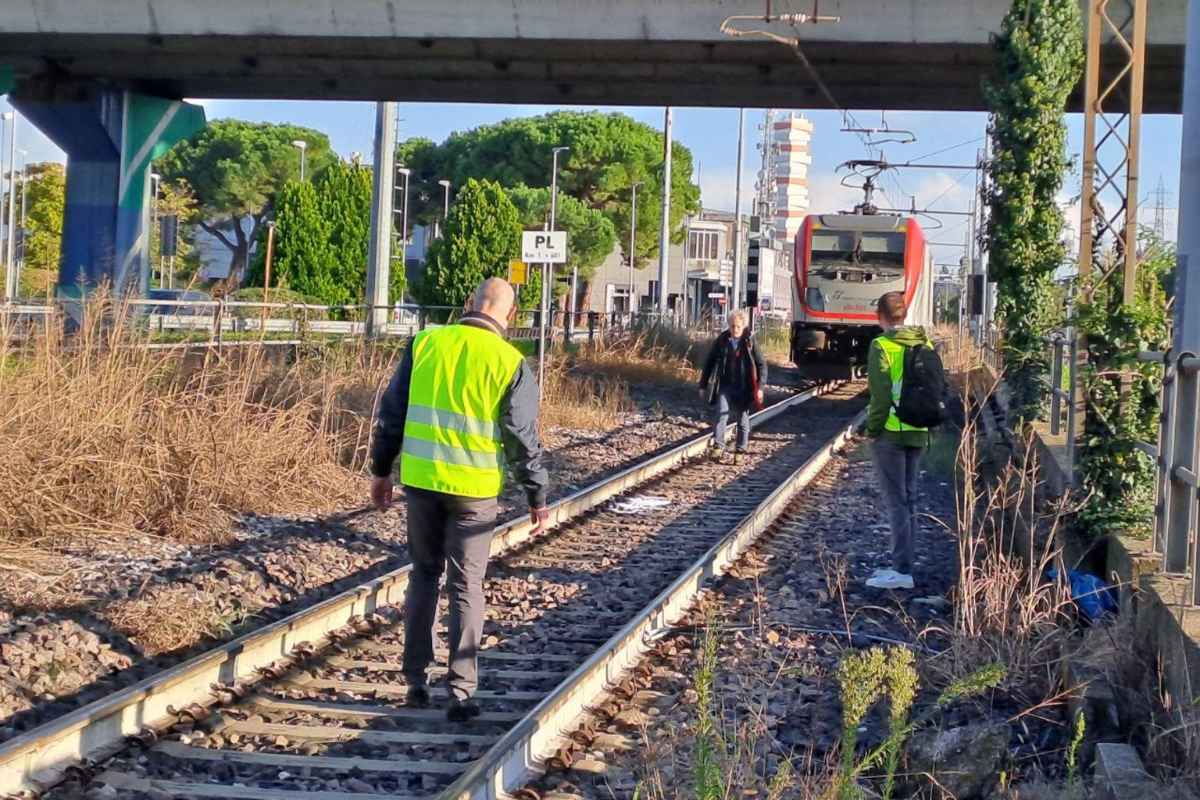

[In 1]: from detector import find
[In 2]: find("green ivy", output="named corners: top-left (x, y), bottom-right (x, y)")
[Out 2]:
top-left (1075, 232), bottom-right (1172, 540)
top-left (984, 0), bottom-right (1084, 420)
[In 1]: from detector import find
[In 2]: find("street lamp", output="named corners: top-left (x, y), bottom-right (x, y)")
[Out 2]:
top-left (2, 112), bottom-right (16, 302)
top-left (437, 179), bottom-right (451, 239)
top-left (396, 167), bottom-right (411, 245)
top-left (150, 173), bottom-right (162, 287)
top-left (536, 145), bottom-right (570, 396)
top-left (438, 179), bottom-right (451, 218)
top-left (292, 140), bottom-right (308, 181)
top-left (628, 181), bottom-right (643, 317)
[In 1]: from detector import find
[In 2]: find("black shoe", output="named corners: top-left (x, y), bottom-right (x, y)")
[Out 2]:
top-left (446, 697), bottom-right (482, 722)
top-left (406, 684), bottom-right (430, 707)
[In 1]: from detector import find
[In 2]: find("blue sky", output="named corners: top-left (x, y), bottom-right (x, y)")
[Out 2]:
top-left (1, 96), bottom-right (1183, 272)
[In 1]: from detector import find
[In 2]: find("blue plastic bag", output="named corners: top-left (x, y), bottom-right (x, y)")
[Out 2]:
top-left (1046, 567), bottom-right (1118, 622)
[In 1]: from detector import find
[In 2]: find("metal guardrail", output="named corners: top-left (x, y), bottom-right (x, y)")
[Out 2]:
top-left (1047, 329), bottom-right (1079, 481)
top-left (1132, 347), bottom-right (1200, 604)
top-left (0, 301), bottom-right (694, 346)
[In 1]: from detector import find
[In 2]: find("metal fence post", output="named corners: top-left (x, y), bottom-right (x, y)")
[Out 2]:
top-left (1153, 353), bottom-right (1179, 558)
top-left (1050, 336), bottom-right (1064, 436)
top-left (1064, 329), bottom-right (1078, 479)
top-left (588, 311), bottom-right (597, 343)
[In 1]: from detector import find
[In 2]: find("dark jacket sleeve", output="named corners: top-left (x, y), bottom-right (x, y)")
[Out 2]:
top-left (866, 339), bottom-right (891, 438)
top-left (500, 360), bottom-right (549, 508)
top-left (699, 333), bottom-right (724, 389)
top-left (750, 337), bottom-right (768, 387)
top-left (369, 343), bottom-right (414, 478)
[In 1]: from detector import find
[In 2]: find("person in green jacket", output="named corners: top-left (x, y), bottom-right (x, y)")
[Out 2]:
top-left (864, 291), bottom-right (932, 590)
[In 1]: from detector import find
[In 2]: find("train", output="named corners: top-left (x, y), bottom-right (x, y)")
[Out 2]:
top-left (789, 211), bottom-right (934, 379)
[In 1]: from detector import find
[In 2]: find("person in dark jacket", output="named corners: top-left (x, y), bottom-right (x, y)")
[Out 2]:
top-left (369, 278), bottom-right (550, 722)
top-left (698, 310), bottom-right (767, 460)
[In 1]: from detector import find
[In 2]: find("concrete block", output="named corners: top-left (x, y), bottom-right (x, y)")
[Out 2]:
top-left (1106, 532), bottom-right (1159, 616)
top-left (1135, 574), bottom-right (1200, 716)
top-left (1094, 743), bottom-right (1157, 800)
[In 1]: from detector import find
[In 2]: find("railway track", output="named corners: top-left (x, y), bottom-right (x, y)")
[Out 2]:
top-left (2, 381), bottom-right (865, 800)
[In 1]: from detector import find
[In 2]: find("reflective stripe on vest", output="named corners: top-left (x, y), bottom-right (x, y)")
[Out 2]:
top-left (400, 323), bottom-right (524, 498)
top-left (876, 336), bottom-right (928, 433)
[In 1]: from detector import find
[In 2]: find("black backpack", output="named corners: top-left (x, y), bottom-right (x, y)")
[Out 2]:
top-left (895, 344), bottom-right (949, 428)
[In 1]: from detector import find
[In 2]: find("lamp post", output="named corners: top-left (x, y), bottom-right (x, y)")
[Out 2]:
top-left (536, 145), bottom-right (569, 396)
top-left (549, 146), bottom-right (579, 339)
top-left (292, 140), bottom-right (308, 181)
top-left (396, 167), bottom-right (412, 245)
top-left (150, 172), bottom-right (162, 287)
top-left (436, 179), bottom-right (452, 239)
top-left (628, 181), bottom-right (642, 318)
top-left (3, 112), bottom-right (16, 302)
top-left (438, 179), bottom-right (451, 218)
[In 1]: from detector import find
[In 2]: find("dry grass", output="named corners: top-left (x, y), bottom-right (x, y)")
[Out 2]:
top-left (1, 301), bottom-right (693, 568)
top-left (105, 584), bottom-right (235, 656)
top-left (756, 319), bottom-right (793, 364)
top-left (579, 326), bottom-right (701, 386)
top-left (925, 391), bottom-right (1075, 710)
top-left (0, 296), bottom-right (392, 562)
top-left (540, 358), bottom-right (635, 432)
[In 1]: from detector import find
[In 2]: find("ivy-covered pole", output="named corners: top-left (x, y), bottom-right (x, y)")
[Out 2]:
top-left (983, 0), bottom-right (1084, 420)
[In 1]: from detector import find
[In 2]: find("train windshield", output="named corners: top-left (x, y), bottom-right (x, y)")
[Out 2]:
top-left (810, 230), bottom-right (905, 282)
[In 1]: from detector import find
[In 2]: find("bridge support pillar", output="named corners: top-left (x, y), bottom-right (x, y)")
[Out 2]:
top-left (9, 79), bottom-right (204, 307)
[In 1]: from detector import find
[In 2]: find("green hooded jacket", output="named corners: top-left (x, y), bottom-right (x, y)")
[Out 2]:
top-left (866, 326), bottom-right (933, 448)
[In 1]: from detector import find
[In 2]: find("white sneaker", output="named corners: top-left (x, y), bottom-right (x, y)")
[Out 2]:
top-left (866, 569), bottom-right (915, 590)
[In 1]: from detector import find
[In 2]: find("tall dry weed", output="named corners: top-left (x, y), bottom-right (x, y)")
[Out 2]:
top-left (580, 327), bottom-right (700, 386)
top-left (934, 379), bottom-right (1074, 708)
top-left (0, 296), bottom-right (392, 560)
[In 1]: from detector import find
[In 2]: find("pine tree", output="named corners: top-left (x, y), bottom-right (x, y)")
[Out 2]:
top-left (418, 178), bottom-right (540, 309)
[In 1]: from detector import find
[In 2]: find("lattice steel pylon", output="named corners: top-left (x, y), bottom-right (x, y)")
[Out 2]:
top-left (1077, 0), bottom-right (1147, 304)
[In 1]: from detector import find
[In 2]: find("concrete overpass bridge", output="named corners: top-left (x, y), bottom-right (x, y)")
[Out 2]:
top-left (0, 0), bottom-right (1189, 299)
top-left (0, 0), bottom-right (1187, 111)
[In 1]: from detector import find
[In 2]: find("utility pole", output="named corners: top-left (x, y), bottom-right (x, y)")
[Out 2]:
top-left (628, 182), bottom-right (641, 316)
top-left (365, 101), bottom-right (397, 338)
top-left (3, 113), bottom-right (16, 302)
top-left (732, 108), bottom-right (746, 312)
top-left (656, 107), bottom-right (673, 316)
top-left (538, 146), bottom-right (568, 398)
top-left (1153, 175), bottom-right (1169, 241)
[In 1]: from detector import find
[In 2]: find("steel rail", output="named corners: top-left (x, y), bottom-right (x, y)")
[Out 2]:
top-left (0, 380), bottom-right (844, 796)
top-left (442, 408), bottom-right (867, 800)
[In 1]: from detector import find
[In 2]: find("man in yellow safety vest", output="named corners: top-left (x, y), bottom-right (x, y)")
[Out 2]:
top-left (370, 278), bottom-right (549, 722)
top-left (864, 291), bottom-right (932, 591)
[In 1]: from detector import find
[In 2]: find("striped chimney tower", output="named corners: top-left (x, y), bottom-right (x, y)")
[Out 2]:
top-left (770, 113), bottom-right (813, 243)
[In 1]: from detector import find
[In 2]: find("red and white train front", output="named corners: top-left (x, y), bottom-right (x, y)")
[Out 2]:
top-left (791, 213), bottom-right (934, 378)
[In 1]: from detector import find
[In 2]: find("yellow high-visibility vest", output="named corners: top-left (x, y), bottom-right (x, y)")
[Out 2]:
top-left (400, 323), bottom-right (524, 498)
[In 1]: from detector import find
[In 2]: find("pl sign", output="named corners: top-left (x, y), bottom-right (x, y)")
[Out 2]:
top-left (522, 231), bottom-right (568, 264)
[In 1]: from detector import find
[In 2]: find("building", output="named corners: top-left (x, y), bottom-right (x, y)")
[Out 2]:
top-left (585, 208), bottom-right (747, 323)
top-left (768, 113), bottom-right (813, 243)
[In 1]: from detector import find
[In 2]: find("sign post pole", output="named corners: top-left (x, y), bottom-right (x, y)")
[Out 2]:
top-left (523, 231), bottom-right (569, 398)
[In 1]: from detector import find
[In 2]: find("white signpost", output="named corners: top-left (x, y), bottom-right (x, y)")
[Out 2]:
top-left (522, 231), bottom-right (569, 396)
top-left (522, 231), bottom-right (568, 264)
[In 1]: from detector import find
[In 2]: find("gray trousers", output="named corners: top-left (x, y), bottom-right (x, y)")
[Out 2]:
top-left (870, 438), bottom-right (923, 575)
top-left (403, 486), bottom-right (498, 701)
top-left (714, 392), bottom-right (751, 452)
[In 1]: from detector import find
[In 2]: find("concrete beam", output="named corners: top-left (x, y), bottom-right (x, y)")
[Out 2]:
top-left (0, 1), bottom-right (1186, 112)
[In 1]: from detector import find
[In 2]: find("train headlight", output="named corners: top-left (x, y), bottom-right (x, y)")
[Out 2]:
top-left (805, 287), bottom-right (825, 312)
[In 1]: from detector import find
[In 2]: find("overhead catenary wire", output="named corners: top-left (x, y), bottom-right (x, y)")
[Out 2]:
top-left (907, 136), bottom-right (986, 165)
